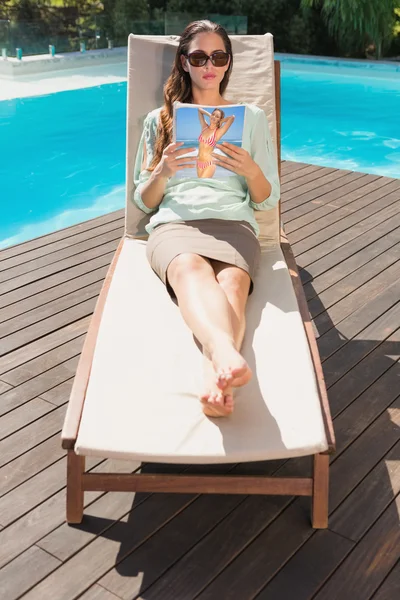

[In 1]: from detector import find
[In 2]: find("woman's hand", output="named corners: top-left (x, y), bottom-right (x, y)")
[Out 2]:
top-left (154, 142), bottom-right (196, 179)
top-left (213, 142), bottom-right (260, 180)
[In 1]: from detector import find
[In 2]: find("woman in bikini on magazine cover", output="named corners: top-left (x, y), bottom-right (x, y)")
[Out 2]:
top-left (197, 107), bottom-right (235, 178)
top-left (133, 20), bottom-right (280, 417)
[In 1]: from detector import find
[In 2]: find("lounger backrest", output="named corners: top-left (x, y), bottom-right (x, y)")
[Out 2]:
top-left (125, 33), bottom-right (279, 243)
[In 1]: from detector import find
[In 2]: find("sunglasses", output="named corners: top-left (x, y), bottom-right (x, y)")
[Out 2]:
top-left (185, 51), bottom-right (230, 67)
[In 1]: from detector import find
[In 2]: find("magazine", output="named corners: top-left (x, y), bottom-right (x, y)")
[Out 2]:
top-left (172, 102), bottom-right (246, 180)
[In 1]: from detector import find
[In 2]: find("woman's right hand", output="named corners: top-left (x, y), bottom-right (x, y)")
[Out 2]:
top-left (154, 142), bottom-right (196, 179)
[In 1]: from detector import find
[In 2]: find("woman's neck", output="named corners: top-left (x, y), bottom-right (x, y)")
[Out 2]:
top-left (191, 86), bottom-right (224, 107)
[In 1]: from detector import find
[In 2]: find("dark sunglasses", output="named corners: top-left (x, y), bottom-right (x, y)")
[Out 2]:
top-left (185, 51), bottom-right (230, 67)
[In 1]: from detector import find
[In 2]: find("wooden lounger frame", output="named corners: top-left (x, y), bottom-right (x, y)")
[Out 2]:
top-left (62, 62), bottom-right (336, 529)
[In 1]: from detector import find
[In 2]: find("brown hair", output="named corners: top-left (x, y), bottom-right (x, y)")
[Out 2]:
top-left (148, 20), bottom-right (233, 170)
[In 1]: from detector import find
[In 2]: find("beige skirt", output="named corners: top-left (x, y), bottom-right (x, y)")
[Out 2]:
top-left (146, 219), bottom-right (261, 298)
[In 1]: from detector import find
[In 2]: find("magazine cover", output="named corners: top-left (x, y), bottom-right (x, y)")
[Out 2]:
top-left (173, 102), bottom-right (246, 179)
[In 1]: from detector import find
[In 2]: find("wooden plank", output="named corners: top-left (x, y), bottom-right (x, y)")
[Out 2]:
top-left (0, 280), bottom-right (102, 339)
top-left (0, 226), bottom-right (122, 284)
top-left (313, 261), bottom-right (400, 336)
top-left (102, 495), bottom-right (290, 600)
top-left (372, 561), bottom-right (400, 600)
top-left (82, 473), bottom-right (312, 495)
top-left (324, 302), bottom-right (400, 386)
top-left (2, 335), bottom-right (85, 387)
top-left (0, 434), bottom-right (65, 497)
top-left (0, 316), bottom-right (89, 376)
top-left (0, 357), bottom-right (79, 415)
top-left (317, 278), bottom-right (400, 362)
top-left (0, 298), bottom-right (97, 356)
top-left (0, 380), bottom-right (12, 394)
top-left (0, 397), bottom-right (54, 441)
top-left (253, 530), bottom-right (354, 600)
top-left (0, 263), bottom-right (108, 323)
top-left (0, 485), bottom-right (105, 570)
top-left (332, 362), bottom-right (400, 454)
top-left (0, 405), bottom-right (66, 468)
top-left (327, 331), bottom-right (400, 418)
top-left (281, 166), bottom-right (335, 193)
top-left (193, 501), bottom-right (312, 600)
top-left (0, 457), bottom-right (135, 528)
top-left (0, 252), bottom-right (113, 310)
top-left (296, 199), bottom-right (400, 268)
top-left (285, 177), bottom-right (398, 236)
top-left (330, 441), bottom-right (400, 542)
top-left (0, 546), bottom-right (61, 600)
top-left (307, 246), bottom-right (400, 322)
top-left (0, 238), bottom-right (119, 296)
top-left (0, 457), bottom-right (66, 526)
top-left (36, 463), bottom-right (191, 561)
top-left (313, 496), bottom-right (400, 600)
top-left (303, 226), bottom-right (400, 301)
top-left (40, 378), bottom-right (74, 406)
top-left (0, 209), bottom-right (123, 263)
top-left (79, 586), bottom-right (122, 600)
top-left (284, 174), bottom-right (398, 225)
top-left (20, 494), bottom-right (202, 600)
top-left (281, 160), bottom-right (313, 175)
top-left (299, 206), bottom-right (400, 286)
top-left (282, 169), bottom-right (351, 209)
top-left (280, 164), bottom-right (324, 184)
top-left (329, 400), bottom-right (400, 512)
top-left (293, 191), bottom-right (400, 258)
top-left (321, 303), bottom-right (400, 388)
top-left (0, 216), bottom-right (123, 273)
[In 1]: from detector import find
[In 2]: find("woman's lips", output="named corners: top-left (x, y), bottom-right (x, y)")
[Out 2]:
top-left (203, 74), bottom-right (216, 80)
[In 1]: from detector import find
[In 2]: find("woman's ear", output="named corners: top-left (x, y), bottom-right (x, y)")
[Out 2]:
top-left (180, 54), bottom-right (189, 72)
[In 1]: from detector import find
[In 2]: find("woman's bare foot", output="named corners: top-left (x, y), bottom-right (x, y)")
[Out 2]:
top-left (201, 355), bottom-right (234, 417)
top-left (211, 342), bottom-right (252, 391)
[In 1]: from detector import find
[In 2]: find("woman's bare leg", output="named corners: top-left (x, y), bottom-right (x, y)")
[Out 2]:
top-left (167, 253), bottom-right (252, 415)
top-left (201, 262), bottom-right (252, 416)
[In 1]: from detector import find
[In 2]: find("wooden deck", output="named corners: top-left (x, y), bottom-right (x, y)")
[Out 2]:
top-left (0, 161), bottom-right (399, 600)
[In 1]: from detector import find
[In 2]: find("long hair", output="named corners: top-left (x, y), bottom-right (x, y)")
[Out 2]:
top-left (148, 20), bottom-right (233, 170)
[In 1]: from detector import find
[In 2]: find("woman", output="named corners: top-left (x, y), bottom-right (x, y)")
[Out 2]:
top-left (197, 107), bottom-right (235, 178)
top-left (133, 20), bottom-right (280, 417)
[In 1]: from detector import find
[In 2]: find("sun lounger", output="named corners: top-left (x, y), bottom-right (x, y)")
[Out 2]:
top-left (61, 33), bottom-right (335, 528)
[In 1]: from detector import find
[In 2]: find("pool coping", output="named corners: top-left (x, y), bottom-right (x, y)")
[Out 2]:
top-left (0, 46), bottom-right (127, 79)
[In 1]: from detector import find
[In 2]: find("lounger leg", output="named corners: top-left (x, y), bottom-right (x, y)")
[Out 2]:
top-left (67, 450), bottom-right (85, 524)
top-left (312, 453), bottom-right (329, 529)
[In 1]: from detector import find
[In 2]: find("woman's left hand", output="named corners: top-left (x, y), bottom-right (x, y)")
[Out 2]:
top-left (213, 142), bottom-right (259, 180)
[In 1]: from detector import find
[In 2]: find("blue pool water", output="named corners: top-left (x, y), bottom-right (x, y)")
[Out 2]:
top-left (1, 56), bottom-right (399, 248)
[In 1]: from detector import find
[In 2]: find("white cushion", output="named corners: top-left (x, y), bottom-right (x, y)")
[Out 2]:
top-left (75, 238), bottom-right (328, 463)
top-left (125, 33), bottom-right (279, 243)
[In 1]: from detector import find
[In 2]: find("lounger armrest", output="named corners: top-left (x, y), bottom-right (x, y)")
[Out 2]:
top-left (280, 230), bottom-right (336, 453)
top-left (61, 238), bottom-right (125, 449)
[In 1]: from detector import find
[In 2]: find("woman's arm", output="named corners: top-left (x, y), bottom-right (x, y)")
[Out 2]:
top-left (216, 114), bottom-right (235, 141)
top-left (245, 166), bottom-right (272, 205)
top-left (247, 109), bottom-right (280, 209)
top-left (198, 107), bottom-right (211, 128)
top-left (139, 142), bottom-right (169, 211)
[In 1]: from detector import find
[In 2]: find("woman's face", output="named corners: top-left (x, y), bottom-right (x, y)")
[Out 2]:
top-left (181, 32), bottom-right (230, 93)
top-left (210, 110), bottom-right (223, 127)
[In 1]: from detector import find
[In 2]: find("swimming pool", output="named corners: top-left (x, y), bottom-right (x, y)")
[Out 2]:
top-left (1, 55), bottom-right (399, 249)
